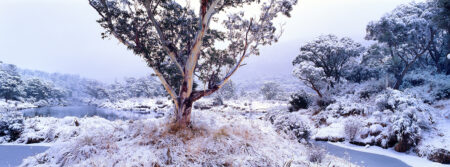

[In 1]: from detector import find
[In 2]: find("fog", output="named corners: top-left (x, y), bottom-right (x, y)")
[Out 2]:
top-left (0, 0), bottom-right (419, 82)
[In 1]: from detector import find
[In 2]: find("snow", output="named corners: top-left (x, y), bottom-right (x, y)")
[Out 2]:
top-left (18, 110), bottom-right (357, 167)
top-left (0, 100), bottom-right (36, 112)
top-left (314, 123), bottom-right (345, 140)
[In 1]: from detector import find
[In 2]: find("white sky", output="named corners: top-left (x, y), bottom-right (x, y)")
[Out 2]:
top-left (0, 0), bottom-right (421, 82)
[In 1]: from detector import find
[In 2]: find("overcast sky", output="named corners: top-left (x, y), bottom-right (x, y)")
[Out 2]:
top-left (0, 0), bottom-right (420, 82)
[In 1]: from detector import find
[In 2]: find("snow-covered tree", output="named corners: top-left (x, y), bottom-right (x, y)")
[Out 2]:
top-left (292, 35), bottom-right (363, 90)
top-left (125, 76), bottom-right (164, 98)
top-left (214, 80), bottom-right (236, 100)
top-left (293, 61), bottom-right (326, 97)
top-left (430, 0), bottom-right (450, 74)
top-left (343, 44), bottom-right (389, 83)
top-left (23, 78), bottom-right (66, 101)
top-left (89, 0), bottom-right (297, 127)
top-left (84, 80), bottom-right (109, 99)
top-left (108, 81), bottom-right (128, 100)
top-left (0, 64), bottom-right (24, 101)
top-left (260, 81), bottom-right (282, 100)
top-left (366, 1), bottom-right (448, 89)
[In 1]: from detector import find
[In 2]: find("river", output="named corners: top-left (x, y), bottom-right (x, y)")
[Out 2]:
top-left (314, 141), bottom-right (410, 167)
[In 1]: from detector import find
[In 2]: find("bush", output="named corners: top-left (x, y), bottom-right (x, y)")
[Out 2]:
top-left (391, 109), bottom-right (421, 152)
top-left (435, 86), bottom-right (450, 100)
top-left (288, 92), bottom-right (311, 112)
top-left (308, 146), bottom-right (326, 163)
top-left (344, 119), bottom-right (361, 141)
top-left (212, 96), bottom-right (224, 106)
top-left (272, 114), bottom-right (311, 143)
top-left (316, 97), bottom-right (334, 109)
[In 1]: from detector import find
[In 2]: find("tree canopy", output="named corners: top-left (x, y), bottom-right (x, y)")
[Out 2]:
top-left (89, 0), bottom-right (297, 126)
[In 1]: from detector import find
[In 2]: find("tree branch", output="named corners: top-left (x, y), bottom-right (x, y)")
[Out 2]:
top-left (214, 19), bottom-right (253, 91)
top-left (143, 0), bottom-right (185, 76)
top-left (150, 66), bottom-right (179, 109)
top-left (183, 0), bottom-right (220, 97)
top-left (92, 0), bottom-right (137, 49)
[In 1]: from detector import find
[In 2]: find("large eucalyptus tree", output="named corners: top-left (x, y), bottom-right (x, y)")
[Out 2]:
top-left (89, 0), bottom-right (296, 127)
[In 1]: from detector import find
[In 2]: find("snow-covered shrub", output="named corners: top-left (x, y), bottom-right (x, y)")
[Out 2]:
top-left (401, 69), bottom-right (450, 103)
top-left (356, 80), bottom-right (386, 100)
top-left (344, 119), bottom-right (361, 141)
top-left (271, 114), bottom-right (311, 143)
top-left (316, 97), bottom-right (334, 110)
top-left (212, 96), bottom-right (224, 106)
top-left (435, 86), bottom-right (450, 100)
top-left (288, 91), bottom-right (311, 112)
top-left (373, 89), bottom-right (433, 151)
top-left (391, 108), bottom-right (422, 152)
top-left (376, 89), bottom-right (432, 126)
top-left (308, 146), bottom-right (326, 163)
top-left (260, 82), bottom-right (282, 100)
top-left (0, 111), bottom-right (24, 142)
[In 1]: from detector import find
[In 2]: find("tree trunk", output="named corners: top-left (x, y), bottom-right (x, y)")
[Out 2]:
top-left (393, 75), bottom-right (404, 90)
top-left (310, 82), bottom-right (323, 98)
top-left (175, 98), bottom-right (193, 128)
top-left (394, 61), bottom-right (414, 89)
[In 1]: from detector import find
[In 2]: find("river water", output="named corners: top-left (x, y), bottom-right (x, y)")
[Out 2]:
top-left (314, 141), bottom-right (411, 167)
top-left (0, 145), bottom-right (49, 167)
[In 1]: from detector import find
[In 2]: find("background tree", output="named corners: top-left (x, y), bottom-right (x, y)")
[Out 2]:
top-left (0, 64), bottom-right (23, 101)
top-left (260, 81), bottom-right (282, 100)
top-left (292, 34), bottom-right (363, 89)
top-left (366, 1), bottom-right (448, 89)
top-left (23, 78), bottom-right (66, 102)
top-left (293, 61), bottom-right (326, 98)
top-left (89, 0), bottom-right (297, 127)
top-left (84, 80), bottom-right (110, 99)
top-left (214, 80), bottom-right (236, 100)
top-left (343, 43), bottom-right (388, 83)
top-left (430, 0), bottom-right (450, 74)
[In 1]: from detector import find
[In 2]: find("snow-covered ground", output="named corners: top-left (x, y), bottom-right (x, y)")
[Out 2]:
top-left (0, 100), bottom-right (37, 112)
top-left (78, 87), bottom-right (450, 165)
top-left (17, 109), bottom-right (356, 166)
